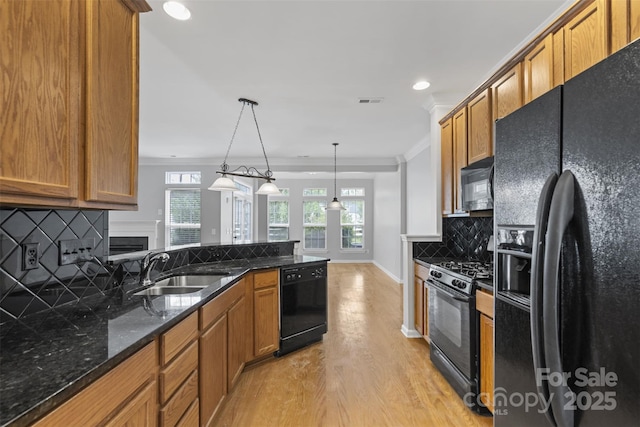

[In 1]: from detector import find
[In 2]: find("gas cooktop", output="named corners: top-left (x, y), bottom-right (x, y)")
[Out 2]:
top-left (430, 260), bottom-right (493, 281)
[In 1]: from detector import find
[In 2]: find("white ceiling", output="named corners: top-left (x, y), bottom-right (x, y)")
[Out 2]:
top-left (139, 0), bottom-right (569, 173)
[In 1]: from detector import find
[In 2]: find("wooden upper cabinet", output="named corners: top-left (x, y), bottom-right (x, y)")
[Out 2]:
top-left (524, 34), bottom-right (555, 103)
top-left (467, 89), bottom-right (492, 164)
top-left (452, 108), bottom-right (467, 213)
top-left (440, 118), bottom-right (454, 215)
top-left (492, 63), bottom-right (523, 120)
top-left (83, 0), bottom-right (141, 207)
top-left (563, 0), bottom-right (607, 81)
top-left (0, 0), bottom-right (80, 205)
top-left (611, 0), bottom-right (640, 54)
top-left (0, 0), bottom-right (150, 210)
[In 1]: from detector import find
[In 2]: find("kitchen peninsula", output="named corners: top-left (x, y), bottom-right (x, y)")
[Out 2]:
top-left (0, 240), bottom-right (328, 427)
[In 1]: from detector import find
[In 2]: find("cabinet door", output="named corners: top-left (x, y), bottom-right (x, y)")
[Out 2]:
top-left (227, 295), bottom-right (247, 390)
top-left (199, 314), bottom-right (227, 427)
top-left (452, 108), bottom-right (467, 213)
top-left (467, 89), bottom-right (493, 164)
top-left (440, 118), bottom-right (454, 215)
top-left (413, 277), bottom-right (424, 336)
top-left (492, 63), bottom-right (523, 120)
top-left (524, 34), bottom-right (554, 103)
top-left (423, 285), bottom-right (429, 340)
top-left (0, 0), bottom-right (80, 206)
top-left (563, 0), bottom-right (607, 81)
top-left (480, 313), bottom-right (494, 414)
top-left (611, 0), bottom-right (640, 53)
top-left (254, 286), bottom-right (279, 357)
top-left (84, 0), bottom-right (139, 207)
top-left (104, 382), bottom-right (157, 427)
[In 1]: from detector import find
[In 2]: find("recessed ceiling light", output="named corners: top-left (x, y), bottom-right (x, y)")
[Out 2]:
top-left (412, 80), bottom-right (431, 91)
top-left (163, 1), bottom-right (191, 20)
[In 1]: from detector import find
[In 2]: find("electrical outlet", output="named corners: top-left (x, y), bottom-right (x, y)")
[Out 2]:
top-left (59, 238), bottom-right (95, 265)
top-left (22, 243), bottom-right (40, 270)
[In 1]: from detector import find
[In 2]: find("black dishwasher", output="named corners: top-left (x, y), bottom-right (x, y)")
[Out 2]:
top-left (276, 262), bottom-right (328, 356)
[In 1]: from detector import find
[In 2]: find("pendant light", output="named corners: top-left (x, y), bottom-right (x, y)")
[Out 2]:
top-left (326, 143), bottom-right (346, 211)
top-left (208, 98), bottom-right (280, 195)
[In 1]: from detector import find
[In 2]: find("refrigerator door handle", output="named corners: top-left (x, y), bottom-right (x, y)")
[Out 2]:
top-left (530, 172), bottom-right (558, 427)
top-left (489, 164), bottom-right (495, 200)
top-left (543, 170), bottom-right (576, 427)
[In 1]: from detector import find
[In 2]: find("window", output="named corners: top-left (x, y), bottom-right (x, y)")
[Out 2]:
top-left (166, 189), bottom-right (201, 246)
top-left (341, 187), bottom-right (365, 197)
top-left (302, 188), bottom-right (327, 197)
top-left (341, 200), bottom-right (364, 249)
top-left (165, 171), bottom-right (201, 184)
top-left (268, 200), bottom-right (289, 241)
top-left (233, 182), bottom-right (252, 243)
top-left (303, 200), bottom-right (327, 249)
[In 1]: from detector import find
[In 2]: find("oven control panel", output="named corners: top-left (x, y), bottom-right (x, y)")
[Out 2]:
top-left (281, 264), bottom-right (327, 283)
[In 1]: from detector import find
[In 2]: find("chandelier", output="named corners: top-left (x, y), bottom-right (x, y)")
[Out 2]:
top-left (208, 98), bottom-right (280, 195)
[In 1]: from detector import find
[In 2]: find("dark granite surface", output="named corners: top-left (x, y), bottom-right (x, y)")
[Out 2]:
top-left (0, 255), bottom-right (326, 427)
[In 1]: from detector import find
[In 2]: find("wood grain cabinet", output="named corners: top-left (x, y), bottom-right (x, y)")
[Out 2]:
top-left (611, 0), bottom-right (640, 53)
top-left (476, 289), bottom-right (494, 414)
top-left (492, 63), bottom-right (523, 120)
top-left (562, 0), bottom-right (607, 81)
top-left (252, 269), bottom-right (280, 358)
top-left (0, 0), bottom-right (150, 210)
top-left (524, 34), bottom-right (555, 103)
top-left (414, 262), bottom-right (430, 341)
top-left (32, 342), bottom-right (158, 427)
top-left (452, 107), bottom-right (468, 213)
top-left (199, 279), bottom-right (248, 427)
top-left (159, 312), bottom-right (199, 427)
top-left (467, 88), bottom-right (493, 164)
top-left (440, 118), bottom-right (454, 215)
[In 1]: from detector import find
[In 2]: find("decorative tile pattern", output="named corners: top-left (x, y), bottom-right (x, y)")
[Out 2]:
top-left (414, 217), bottom-right (493, 262)
top-left (0, 209), bottom-right (113, 322)
top-left (0, 207), bottom-right (297, 323)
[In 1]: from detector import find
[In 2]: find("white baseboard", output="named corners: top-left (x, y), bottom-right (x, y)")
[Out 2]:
top-left (372, 260), bottom-right (401, 283)
top-left (401, 325), bottom-right (422, 338)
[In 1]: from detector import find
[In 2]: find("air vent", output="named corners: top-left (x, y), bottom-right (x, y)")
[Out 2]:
top-left (358, 97), bottom-right (384, 104)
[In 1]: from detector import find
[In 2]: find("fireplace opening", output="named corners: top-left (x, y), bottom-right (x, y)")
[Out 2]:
top-left (109, 236), bottom-right (148, 255)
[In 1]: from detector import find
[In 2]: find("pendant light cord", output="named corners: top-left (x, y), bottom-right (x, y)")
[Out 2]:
top-left (221, 102), bottom-right (246, 169)
top-left (251, 103), bottom-right (272, 178)
top-left (333, 143), bottom-right (338, 198)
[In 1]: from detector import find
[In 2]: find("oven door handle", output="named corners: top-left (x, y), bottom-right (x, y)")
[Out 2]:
top-left (427, 280), bottom-right (470, 302)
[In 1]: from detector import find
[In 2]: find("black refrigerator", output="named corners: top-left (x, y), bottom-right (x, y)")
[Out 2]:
top-left (493, 38), bottom-right (640, 427)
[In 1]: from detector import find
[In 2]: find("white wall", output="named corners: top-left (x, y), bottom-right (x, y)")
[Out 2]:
top-left (109, 164), bottom-right (222, 247)
top-left (372, 170), bottom-right (402, 282)
top-left (405, 147), bottom-right (438, 235)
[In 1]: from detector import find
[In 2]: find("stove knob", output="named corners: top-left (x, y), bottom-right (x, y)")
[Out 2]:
top-left (435, 271), bottom-right (442, 279)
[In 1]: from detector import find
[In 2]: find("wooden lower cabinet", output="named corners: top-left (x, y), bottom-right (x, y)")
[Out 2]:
top-left (476, 289), bottom-right (494, 414)
top-left (252, 269), bottom-right (280, 358)
top-left (199, 279), bottom-right (248, 427)
top-left (32, 342), bottom-right (158, 426)
top-left (414, 262), bottom-right (430, 341)
top-left (159, 312), bottom-right (199, 427)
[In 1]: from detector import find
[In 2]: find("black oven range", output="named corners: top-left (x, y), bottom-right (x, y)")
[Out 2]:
top-left (426, 260), bottom-right (492, 415)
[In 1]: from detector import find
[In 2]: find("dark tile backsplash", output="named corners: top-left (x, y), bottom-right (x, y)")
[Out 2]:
top-left (0, 207), bottom-right (297, 323)
top-left (414, 216), bottom-right (493, 262)
top-left (0, 209), bottom-right (112, 322)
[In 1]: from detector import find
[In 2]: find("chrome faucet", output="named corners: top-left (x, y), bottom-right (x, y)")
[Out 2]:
top-left (139, 252), bottom-right (170, 286)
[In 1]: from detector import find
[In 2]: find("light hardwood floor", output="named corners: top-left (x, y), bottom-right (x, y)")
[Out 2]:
top-left (214, 263), bottom-right (493, 427)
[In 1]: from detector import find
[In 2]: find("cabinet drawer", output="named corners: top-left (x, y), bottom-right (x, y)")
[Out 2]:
top-left (414, 262), bottom-right (430, 281)
top-left (176, 398), bottom-right (199, 427)
top-left (476, 290), bottom-right (494, 318)
top-left (160, 370), bottom-right (199, 427)
top-left (253, 269), bottom-right (278, 289)
top-left (161, 312), bottom-right (199, 366)
top-left (200, 279), bottom-right (245, 330)
top-left (160, 341), bottom-right (199, 403)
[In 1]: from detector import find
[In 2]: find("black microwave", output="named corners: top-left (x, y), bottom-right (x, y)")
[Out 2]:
top-left (460, 156), bottom-right (494, 211)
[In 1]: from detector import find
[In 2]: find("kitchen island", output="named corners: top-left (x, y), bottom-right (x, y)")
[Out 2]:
top-left (0, 243), bottom-right (327, 427)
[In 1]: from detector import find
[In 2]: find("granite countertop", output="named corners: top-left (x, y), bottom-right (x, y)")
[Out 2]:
top-left (0, 255), bottom-right (327, 427)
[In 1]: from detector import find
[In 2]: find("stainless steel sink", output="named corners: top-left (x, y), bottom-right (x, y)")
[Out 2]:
top-left (133, 274), bottom-right (229, 296)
